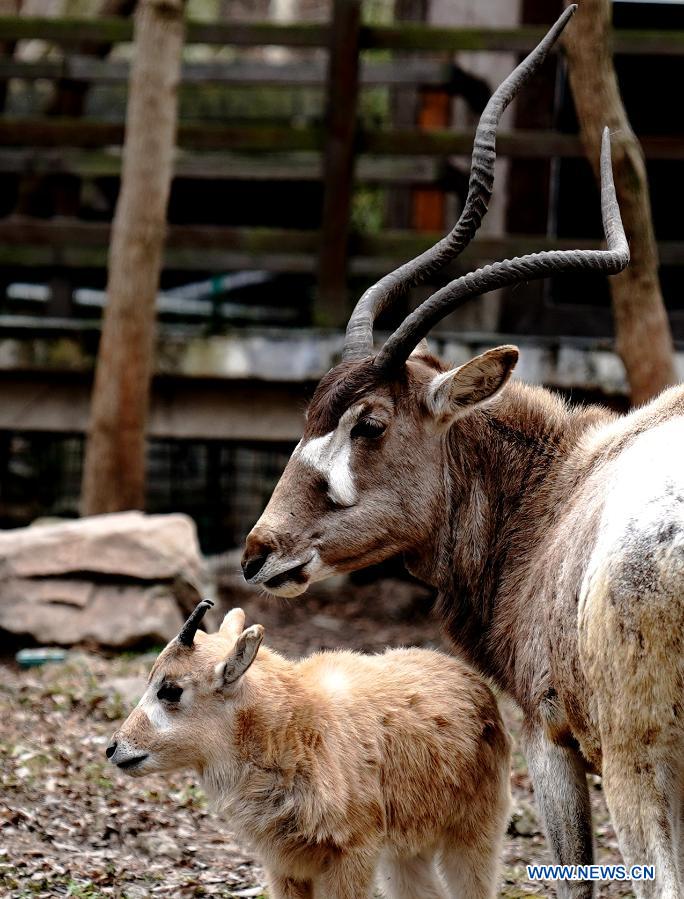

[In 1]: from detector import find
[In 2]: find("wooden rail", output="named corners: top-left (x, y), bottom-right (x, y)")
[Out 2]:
top-left (0, 56), bottom-right (453, 87)
top-left (0, 119), bottom-right (589, 157)
top-left (0, 16), bottom-right (683, 55)
top-left (3, 119), bottom-right (684, 161)
top-left (1, 12), bottom-right (683, 328)
top-left (3, 217), bottom-right (684, 276)
top-left (0, 148), bottom-right (442, 185)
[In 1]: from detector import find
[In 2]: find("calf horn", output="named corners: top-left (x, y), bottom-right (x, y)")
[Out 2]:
top-left (178, 598), bottom-right (214, 647)
top-left (375, 127), bottom-right (629, 372)
top-left (342, 4), bottom-right (578, 363)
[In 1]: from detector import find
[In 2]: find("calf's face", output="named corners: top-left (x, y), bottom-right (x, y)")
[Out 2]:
top-left (106, 608), bottom-right (263, 777)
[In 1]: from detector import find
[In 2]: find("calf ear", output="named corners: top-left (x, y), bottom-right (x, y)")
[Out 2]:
top-left (425, 345), bottom-right (518, 425)
top-left (219, 607), bottom-right (246, 640)
top-left (215, 625), bottom-right (264, 687)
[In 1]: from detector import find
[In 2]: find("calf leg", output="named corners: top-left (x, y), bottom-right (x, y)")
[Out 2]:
top-left (266, 873), bottom-right (313, 899)
top-left (675, 788), bottom-right (684, 885)
top-left (521, 726), bottom-right (594, 899)
top-left (379, 852), bottom-right (445, 899)
top-left (314, 852), bottom-right (377, 899)
top-left (439, 839), bottom-right (500, 899)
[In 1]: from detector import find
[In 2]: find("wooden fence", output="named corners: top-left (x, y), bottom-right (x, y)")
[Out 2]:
top-left (1, 8), bottom-right (684, 329)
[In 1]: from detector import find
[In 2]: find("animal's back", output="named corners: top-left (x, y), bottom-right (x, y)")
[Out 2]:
top-left (300, 646), bottom-right (510, 854)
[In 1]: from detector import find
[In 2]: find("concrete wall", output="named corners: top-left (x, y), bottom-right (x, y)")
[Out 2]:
top-left (1, 329), bottom-right (682, 440)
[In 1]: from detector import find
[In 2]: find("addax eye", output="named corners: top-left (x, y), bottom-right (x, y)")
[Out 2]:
top-left (157, 684), bottom-right (183, 704)
top-left (350, 418), bottom-right (386, 439)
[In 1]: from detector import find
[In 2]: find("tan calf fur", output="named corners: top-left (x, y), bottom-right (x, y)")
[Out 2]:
top-left (107, 604), bottom-right (511, 899)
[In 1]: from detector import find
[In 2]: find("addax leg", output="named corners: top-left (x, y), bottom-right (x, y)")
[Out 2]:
top-left (314, 852), bottom-right (378, 899)
top-left (439, 838), bottom-right (501, 899)
top-left (601, 741), bottom-right (680, 898)
top-left (521, 726), bottom-right (594, 899)
top-left (379, 852), bottom-right (445, 899)
top-left (266, 873), bottom-right (313, 899)
top-left (578, 543), bottom-right (684, 898)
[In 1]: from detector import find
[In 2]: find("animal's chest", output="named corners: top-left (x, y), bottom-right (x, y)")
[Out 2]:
top-left (521, 489), bottom-right (606, 765)
top-left (223, 789), bottom-right (335, 877)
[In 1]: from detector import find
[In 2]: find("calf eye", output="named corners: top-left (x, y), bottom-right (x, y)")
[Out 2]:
top-left (350, 418), bottom-right (386, 439)
top-left (157, 684), bottom-right (183, 703)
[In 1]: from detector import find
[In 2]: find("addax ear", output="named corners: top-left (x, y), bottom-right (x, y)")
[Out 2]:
top-left (425, 345), bottom-right (518, 425)
top-left (219, 607), bottom-right (246, 640)
top-left (409, 337), bottom-right (430, 359)
top-left (215, 624), bottom-right (264, 687)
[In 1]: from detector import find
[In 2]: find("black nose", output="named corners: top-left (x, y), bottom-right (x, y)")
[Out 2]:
top-left (242, 552), bottom-right (269, 581)
top-left (105, 740), bottom-right (117, 759)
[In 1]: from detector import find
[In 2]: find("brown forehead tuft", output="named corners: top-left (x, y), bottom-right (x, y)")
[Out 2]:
top-left (149, 630), bottom-right (241, 683)
top-left (148, 641), bottom-right (206, 683)
top-left (305, 358), bottom-right (397, 436)
top-left (149, 643), bottom-right (187, 682)
top-left (408, 351), bottom-right (446, 374)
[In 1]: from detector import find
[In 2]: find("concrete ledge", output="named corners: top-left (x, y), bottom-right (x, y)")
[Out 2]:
top-left (0, 328), bottom-right (682, 439)
top-left (2, 326), bottom-right (682, 391)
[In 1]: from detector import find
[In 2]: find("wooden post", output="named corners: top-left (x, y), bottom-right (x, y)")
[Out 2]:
top-left (563, 0), bottom-right (676, 405)
top-left (81, 0), bottom-right (186, 515)
top-left (0, 0), bottom-right (19, 114)
top-left (316, 0), bottom-right (361, 326)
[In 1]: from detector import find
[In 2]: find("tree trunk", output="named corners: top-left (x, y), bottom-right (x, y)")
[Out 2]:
top-left (81, 0), bottom-right (185, 515)
top-left (563, 0), bottom-right (676, 406)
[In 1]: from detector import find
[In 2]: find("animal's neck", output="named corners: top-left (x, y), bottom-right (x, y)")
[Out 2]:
top-left (408, 381), bottom-right (613, 698)
top-left (202, 648), bottom-right (337, 828)
top-left (233, 654), bottom-right (328, 776)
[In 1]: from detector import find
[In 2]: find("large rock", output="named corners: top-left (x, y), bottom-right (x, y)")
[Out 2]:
top-left (0, 511), bottom-right (202, 583)
top-left (0, 513), bottom-right (204, 648)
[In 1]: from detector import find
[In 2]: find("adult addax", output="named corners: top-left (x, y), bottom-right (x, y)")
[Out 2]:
top-left (245, 9), bottom-right (683, 898)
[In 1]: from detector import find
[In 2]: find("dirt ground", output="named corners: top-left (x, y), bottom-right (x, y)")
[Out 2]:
top-left (1, 577), bottom-right (634, 899)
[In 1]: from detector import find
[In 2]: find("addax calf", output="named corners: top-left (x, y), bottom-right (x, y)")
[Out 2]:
top-left (107, 600), bottom-right (511, 899)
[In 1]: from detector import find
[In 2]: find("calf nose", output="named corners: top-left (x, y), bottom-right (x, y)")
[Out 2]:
top-left (105, 740), bottom-right (117, 760)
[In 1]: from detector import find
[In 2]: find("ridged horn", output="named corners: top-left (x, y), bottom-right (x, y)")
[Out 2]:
top-left (341, 4), bottom-right (577, 363)
top-left (375, 127), bottom-right (629, 372)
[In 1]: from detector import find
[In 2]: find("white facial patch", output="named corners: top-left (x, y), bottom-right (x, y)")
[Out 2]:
top-left (296, 406), bottom-right (360, 507)
top-left (137, 684), bottom-right (173, 733)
